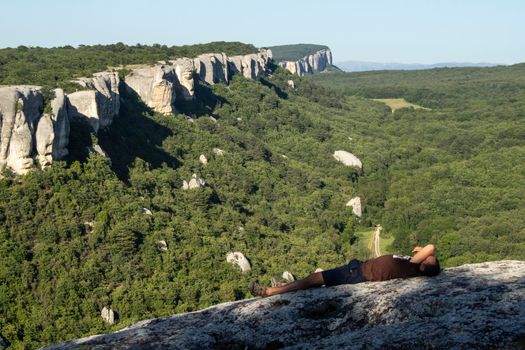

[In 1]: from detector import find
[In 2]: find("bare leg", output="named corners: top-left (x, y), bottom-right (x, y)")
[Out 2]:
top-left (265, 272), bottom-right (324, 296)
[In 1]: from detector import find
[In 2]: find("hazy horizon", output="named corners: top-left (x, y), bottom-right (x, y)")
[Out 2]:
top-left (1, 0), bottom-right (524, 65)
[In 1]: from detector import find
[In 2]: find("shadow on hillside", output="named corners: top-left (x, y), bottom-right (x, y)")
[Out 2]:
top-left (259, 78), bottom-right (288, 99)
top-left (97, 86), bottom-right (180, 181)
top-left (46, 263), bottom-right (525, 349)
top-left (175, 76), bottom-right (229, 117)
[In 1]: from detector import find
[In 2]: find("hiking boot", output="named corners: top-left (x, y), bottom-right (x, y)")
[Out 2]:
top-left (248, 281), bottom-right (267, 297)
top-left (271, 277), bottom-right (287, 288)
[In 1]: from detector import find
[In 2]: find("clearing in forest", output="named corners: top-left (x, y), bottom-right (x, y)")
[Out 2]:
top-left (354, 227), bottom-right (394, 260)
top-left (372, 98), bottom-right (431, 113)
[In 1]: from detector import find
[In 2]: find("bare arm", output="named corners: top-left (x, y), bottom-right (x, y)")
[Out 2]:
top-left (410, 244), bottom-right (435, 264)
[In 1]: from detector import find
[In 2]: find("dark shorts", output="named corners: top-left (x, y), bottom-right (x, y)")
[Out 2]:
top-left (321, 259), bottom-right (366, 286)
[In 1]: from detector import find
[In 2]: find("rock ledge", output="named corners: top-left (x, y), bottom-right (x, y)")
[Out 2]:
top-left (43, 261), bottom-right (525, 349)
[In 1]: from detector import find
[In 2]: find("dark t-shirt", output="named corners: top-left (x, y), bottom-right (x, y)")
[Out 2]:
top-left (362, 254), bottom-right (423, 281)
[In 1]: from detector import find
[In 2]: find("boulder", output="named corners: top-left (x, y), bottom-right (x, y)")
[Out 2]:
top-left (226, 252), bottom-right (251, 272)
top-left (182, 174), bottom-right (205, 190)
top-left (142, 207), bottom-right (152, 215)
top-left (199, 154), bottom-right (208, 165)
top-left (213, 148), bottom-right (225, 156)
top-left (101, 307), bottom-right (116, 325)
top-left (125, 65), bottom-right (177, 115)
top-left (157, 240), bottom-right (168, 252)
top-left (333, 150), bottom-right (362, 168)
top-left (69, 71), bottom-right (120, 131)
top-left (44, 261), bottom-right (525, 350)
top-left (282, 271), bottom-right (295, 282)
top-left (314, 268), bottom-right (324, 273)
top-left (287, 80), bottom-right (295, 89)
top-left (0, 86), bottom-right (43, 174)
top-left (346, 197), bottom-right (362, 217)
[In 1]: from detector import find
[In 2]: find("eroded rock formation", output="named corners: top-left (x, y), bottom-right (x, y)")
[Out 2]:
top-left (126, 49), bottom-right (271, 115)
top-left (0, 48), bottom-right (271, 173)
top-left (279, 48), bottom-right (333, 77)
top-left (68, 72), bottom-right (120, 132)
top-left (0, 86), bottom-right (70, 175)
top-left (45, 261), bottom-right (525, 349)
top-left (125, 65), bottom-right (177, 115)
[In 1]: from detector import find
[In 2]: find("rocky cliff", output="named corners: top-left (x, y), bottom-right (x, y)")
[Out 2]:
top-left (0, 48), bottom-right (272, 174)
top-left (44, 260), bottom-right (525, 349)
top-left (68, 71), bottom-right (120, 132)
top-left (126, 49), bottom-right (272, 114)
top-left (0, 86), bottom-right (69, 174)
top-left (279, 48), bottom-right (333, 76)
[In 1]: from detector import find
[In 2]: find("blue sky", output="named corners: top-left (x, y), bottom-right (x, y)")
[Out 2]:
top-left (1, 0), bottom-right (524, 64)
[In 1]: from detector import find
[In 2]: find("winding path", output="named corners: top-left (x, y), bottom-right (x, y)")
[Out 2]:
top-left (373, 224), bottom-right (382, 257)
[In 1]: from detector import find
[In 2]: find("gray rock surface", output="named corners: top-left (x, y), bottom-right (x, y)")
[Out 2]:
top-left (35, 89), bottom-right (70, 167)
top-left (44, 260), bottom-right (525, 349)
top-left (68, 71), bottom-right (120, 131)
top-left (125, 65), bottom-right (177, 115)
top-left (172, 58), bottom-right (196, 101)
top-left (279, 48), bottom-right (333, 77)
top-left (0, 86), bottom-right (43, 174)
top-left (194, 53), bottom-right (228, 85)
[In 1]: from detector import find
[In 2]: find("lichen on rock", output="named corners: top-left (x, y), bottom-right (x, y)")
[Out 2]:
top-left (44, 261), bottom-right (525, 350)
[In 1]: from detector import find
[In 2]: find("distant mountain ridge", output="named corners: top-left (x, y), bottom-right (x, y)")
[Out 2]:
top-left (336, 60), bottom-right (503, 72)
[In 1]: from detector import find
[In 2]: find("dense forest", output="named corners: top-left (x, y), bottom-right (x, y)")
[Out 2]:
top-left (1, 43), bottom-right (524, 348)
top-left (0, 41), bottom-right (257, 90)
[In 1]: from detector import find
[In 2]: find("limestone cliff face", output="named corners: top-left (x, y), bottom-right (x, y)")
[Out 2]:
top-left (125, 65), bottom-right (177, 115)
top-left (0, 86), bottom-right (70, 175)
top-left (44, 261), bottom-right (525, 350)
top-left (126, 49), bottom-right (271, 114)
top-left (67, 72), bottom-right (120, 132)
top-left (35, 89), bottom-right (70, 167)
top-left (0, 48), bottom-right (272, 171)
top-left (279, 48), bottom-right (333, 76)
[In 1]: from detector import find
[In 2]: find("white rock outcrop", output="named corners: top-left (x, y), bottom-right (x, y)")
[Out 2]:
top-left (157, 240), bottom-right (168, 252)
top-left (199, 154), bottom-right (208, 165)
top-left (282, 271), bottom-right (295, 282)
top-left (346, 196), bottom-right (362, 217)
top-left (68, 72), bottom-right (120, 132)
top-left (279, 48), bottom-right (333, 77)
top-left (213, 148), bottom-right (225, 156)
top-left (35, 89), bottom-right (70, 167)
top-left (333, 150), bottom-right (362, 168)
top-left (194, 53), bottom-right (229, 85)
top-left (46, 261), bottom-right (525, 350)
top-left (182, 174), bottom-right (205, 190)
top-left (100, 307), bottom-right (116, 325)
top-left (125, 65), bottom-right (177, 115)
top-left (172, 58), bottom-right (196, 101)
top-left (0, 86), bottom-right (70, 175)
top-left (226, 252), bottom-right (251, 272)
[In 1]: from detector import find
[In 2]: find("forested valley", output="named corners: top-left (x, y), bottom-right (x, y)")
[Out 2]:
top-left (1, 43), bottom-right (524, 348)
